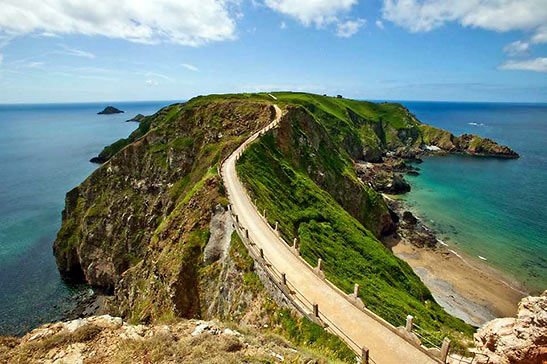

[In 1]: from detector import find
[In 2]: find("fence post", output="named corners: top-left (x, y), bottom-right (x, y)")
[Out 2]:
top-left (263, 209), bottom-right (267, 219)
top-left (245, 229), bottom-right (249, 239)
top-left (406, 315), bottom-right (414, 333)
top-left (354, 283), bottom-right (360, 297)
top-left (440, 337), bottom-right (451, 363)
top-left (260, 248), bottom-right (264, 259)
top-left (313, 303), bottom-right (319, 318)
top-left (360, 347), bottom-right (369, 364)
top-left (235, 214), bottom-right (239, 224)
top-left (227, 204), bottom-right (231, 211)
top-left (317, 258), bottom-right (323, 272)
top-left (275, 221), bottom-right (278, 232)
top-left (281, 273), bottom-right (287, 285)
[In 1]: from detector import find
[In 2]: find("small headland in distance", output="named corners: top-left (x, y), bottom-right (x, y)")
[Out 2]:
top-left (126, 114), bottom-right (146, 123)
top-left (126, 113), bottom-right (145, 122)
top-left (89, 111), bottom-right (151, 164)
top-left (97, 106), bottom-right (124, 115)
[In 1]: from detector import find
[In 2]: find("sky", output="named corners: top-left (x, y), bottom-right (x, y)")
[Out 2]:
top-left (0, 0), bottom-right (546, 103)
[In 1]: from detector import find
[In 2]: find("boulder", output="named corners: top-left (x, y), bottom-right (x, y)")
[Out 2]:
top-left (402, 211), bottom-right (417, 225)
top-left (389, 174), bottom-right (411, 194)
top-left (474, 290), bottom-right (547, 364)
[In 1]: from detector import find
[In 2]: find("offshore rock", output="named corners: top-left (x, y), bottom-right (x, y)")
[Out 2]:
top-left (98, 106), bottom-right (124, 114)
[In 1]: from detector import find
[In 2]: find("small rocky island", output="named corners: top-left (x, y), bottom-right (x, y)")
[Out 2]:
top-left (98, 106), bottom-right (124, 115)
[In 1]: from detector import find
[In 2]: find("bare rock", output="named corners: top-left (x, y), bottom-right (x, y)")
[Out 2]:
top-left (474, 290), bottom-right (547, 364)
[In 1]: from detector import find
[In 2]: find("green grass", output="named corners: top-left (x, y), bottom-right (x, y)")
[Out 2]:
top-left (236, 121), bottom-right (475, 353)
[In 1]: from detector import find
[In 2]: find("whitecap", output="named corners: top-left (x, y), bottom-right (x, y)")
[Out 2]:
top-left (437, 239), bottom-right (448, 246)
top-left (468, 122), bottom-right (484, 126)
top-left (425, 145), bottom-right (441, 151)
top-left (449, 249), bottom-right (462, 259)
top-left (478, 255), bottom-right (488, 261)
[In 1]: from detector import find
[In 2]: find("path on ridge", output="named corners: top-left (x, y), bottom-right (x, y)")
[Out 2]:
top-left (221, 104), bottom-right (439, 364)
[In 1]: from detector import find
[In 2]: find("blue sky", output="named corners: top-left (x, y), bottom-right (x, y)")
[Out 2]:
top-left (0, 0), bottom-right (546, 103)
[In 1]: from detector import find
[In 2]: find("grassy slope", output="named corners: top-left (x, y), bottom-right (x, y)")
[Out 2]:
top-left (235, 93), bottom-right (475, 351)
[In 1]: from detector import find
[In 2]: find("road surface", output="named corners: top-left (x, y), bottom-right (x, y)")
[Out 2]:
top-left (221, 105), bottom-right (439, 364)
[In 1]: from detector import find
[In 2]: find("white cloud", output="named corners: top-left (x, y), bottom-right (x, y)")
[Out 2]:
top-left (382, 0), bottom-right (547, 39)
top-left (280, 21), bottom-right (287, 29)
top-left (57, 45), bottom-right (95, 59)
top-left (375, 20), bottom-right (384, 29)
top-left (503, 40), bottom-right (529, 56)
top-left (0, 0), bottom-right (237, 46)
top-left (532, 25), bottom-right (547, 44)
top-left (498, 57), bottom-right (547, 72)
top-left (0, 53), bottom-right (3, 65)
top-left (181, 63), bottom-right (198, 72)
top-left (26, 61), bottom-right (44, 68)
top-left (336, 19), bottom-right (366, 38)
top-left (145, 79), bottom-right (159, 86)
top-left (264, 0), bottom-right (357, 27)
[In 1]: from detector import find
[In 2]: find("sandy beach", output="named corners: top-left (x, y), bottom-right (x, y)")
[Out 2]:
top-left (389, 236), bottom-right (526, 327)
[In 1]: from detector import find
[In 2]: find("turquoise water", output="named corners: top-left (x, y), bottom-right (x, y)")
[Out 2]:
top-left (0, 101), bottom-right (176, 335)
top-left (399, 102), bottom-right (547, 293)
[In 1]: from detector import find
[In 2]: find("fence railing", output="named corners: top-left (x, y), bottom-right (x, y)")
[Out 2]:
top-left (219, 109), bottom-right (468, 364)
top-left (229, 207), bottom-right (375, 363)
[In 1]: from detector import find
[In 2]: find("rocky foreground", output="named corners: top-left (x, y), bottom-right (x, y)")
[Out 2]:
top-left (474, 290), bottom-right (547, 364)
top-left (0, 315), bottom-right (328, 364)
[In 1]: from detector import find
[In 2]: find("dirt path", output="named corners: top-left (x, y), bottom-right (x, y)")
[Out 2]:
top-left (221, 105), bottom-right (439, 364)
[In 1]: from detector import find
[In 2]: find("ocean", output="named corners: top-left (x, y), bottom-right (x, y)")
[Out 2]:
top-left (398, 101), bottom-right (547, 294)
top-left (0, 101), bottom-right (176, 336)
top-left (0, 99), bottom-right (545, 336)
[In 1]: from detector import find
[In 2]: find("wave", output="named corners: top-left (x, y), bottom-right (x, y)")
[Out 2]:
top-left (478, 255), bottom-right (488, 261)
top-left (468, 122), bottom-right (484, 126)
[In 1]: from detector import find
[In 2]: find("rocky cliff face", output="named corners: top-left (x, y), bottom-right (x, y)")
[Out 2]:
top-left (474, 290), bottom-right (546, 364)
top-left (54, 98), bottom-right (275, 298)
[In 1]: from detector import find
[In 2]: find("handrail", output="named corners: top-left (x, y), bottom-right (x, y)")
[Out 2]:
top-left (220, 105), bottom-right (448, 364)
top-left (231, 214), bottom-right (374, 363)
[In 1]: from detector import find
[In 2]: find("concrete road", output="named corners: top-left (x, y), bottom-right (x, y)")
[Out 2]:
top-left (221, 105), bottom-right (439, 364)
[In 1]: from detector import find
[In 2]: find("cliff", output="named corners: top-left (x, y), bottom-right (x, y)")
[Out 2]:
top-left (52, 92), bottom-right (518, 356)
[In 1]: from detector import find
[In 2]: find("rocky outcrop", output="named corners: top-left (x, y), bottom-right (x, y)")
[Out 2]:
top-left (0, 315), bottom-right (326, 363)
top-left (455, 133), bottom-right (519, 158)
top-left (98, 106), bottom-right (124, 114)
top-left (419, 125), bottom-right (519, 158)
top-left (474, 290), bottom-right (547, 364)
